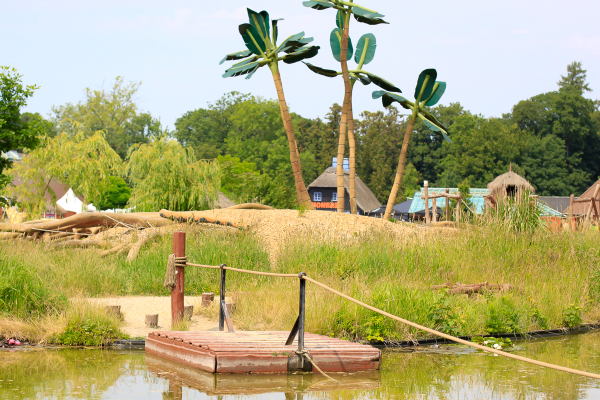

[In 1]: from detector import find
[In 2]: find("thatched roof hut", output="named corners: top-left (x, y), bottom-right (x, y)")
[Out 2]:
top-left (487, 166), bottom-right (534, 201)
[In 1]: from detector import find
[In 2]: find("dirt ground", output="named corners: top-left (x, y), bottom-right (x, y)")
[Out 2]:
top-left (87, 296), bottom-right (219, 338)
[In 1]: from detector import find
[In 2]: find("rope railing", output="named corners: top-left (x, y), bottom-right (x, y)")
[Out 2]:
top-left (168, 232), bottom-right (600, 379)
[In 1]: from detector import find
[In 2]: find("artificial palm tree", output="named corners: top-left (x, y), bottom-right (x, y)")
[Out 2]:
top-left (372, 68), bottom-right (451, 220)
top-left (303, 26), bottom-right (400, 213)
top-left (303, 0), bottom-right (389, 213)
top-left (221, 8), bottom-right (320, 209)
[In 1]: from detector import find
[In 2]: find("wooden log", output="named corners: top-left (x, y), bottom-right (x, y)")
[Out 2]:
top-left (585, 185), bottom-right (600, 226)
top-left (50, 238), bottom-right (107, 249)
top-left (184, 305), bottom-right (194, 321)
top-left (568, 194), bottom-right (574, 232)
top-left (73, 228), bottom-right (81, 240)
top-left (432, 198), bottom-right (438, 223)
top-left (171, 232), bottom-right (186, 325)
top-left (424, 181), bottom-right (430, 224)
top-left (456, 199), bottom-right (462, 223)
top-left (145, 314), bottom-right (159, 328)
top-left (159, 210), bottom-right (242, 228)
top-left (445, 189), bottom-right (450, 221)
top-left (106, 305), bottom-right (121, 319)
top-left (126, 228), bottom-right (167, 262)
top-left (226, 302), bottom-right (236, 315)
top-left (100, 242), bottom-right (129, 257)
top-left (223, 203), bottom-right (274, 210)
top-left (0, 212), bottom-right (173, 234)
top-left (201, 293), bottom-right (214, 307)
top-left (421, 193), bottom-right (463, 200)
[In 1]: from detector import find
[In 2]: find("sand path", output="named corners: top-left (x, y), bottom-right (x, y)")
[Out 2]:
top-left (87, 296), bottom-right (219, 338)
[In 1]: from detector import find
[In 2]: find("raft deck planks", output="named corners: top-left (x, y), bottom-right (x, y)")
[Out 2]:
top-left (146, 330), bottom-right (381, 374)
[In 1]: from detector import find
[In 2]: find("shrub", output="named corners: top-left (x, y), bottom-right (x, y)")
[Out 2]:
top-left (54, 304), bottom-right (126, 346)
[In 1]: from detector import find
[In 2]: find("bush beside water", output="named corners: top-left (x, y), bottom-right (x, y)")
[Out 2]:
top-left (1, 221), bottom-right (600, 342)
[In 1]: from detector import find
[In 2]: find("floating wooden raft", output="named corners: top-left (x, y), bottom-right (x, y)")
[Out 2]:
top-left (146, 331), bottom-right (381, 374)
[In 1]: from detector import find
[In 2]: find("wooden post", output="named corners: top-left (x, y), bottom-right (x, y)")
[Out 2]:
top-left (171, 232), bottom-right (186, 326)
top-left (201, 293), bottom-right (214, 307)
top-left (445, 189), bottom-right (450, 221)
top-left (145, 314), bottom-right (158, 328)
top-left (105, 305), bottom-right (121, 319)
top-left (585, 185), bottom-right (600, 228)
top-left (183, 305), bottom-right (194, 321)
top-left (432, 198), bottom-right (438, 223)
top-left (424, 181), bottom-right (430, 224)
top-left (456, 199), bottom-right (462, 223)
top-left (568, 194), bottom-right (574, 231)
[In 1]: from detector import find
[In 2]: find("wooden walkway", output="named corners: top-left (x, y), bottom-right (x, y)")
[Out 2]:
top-left (146, 330), bottom-right (382, 374)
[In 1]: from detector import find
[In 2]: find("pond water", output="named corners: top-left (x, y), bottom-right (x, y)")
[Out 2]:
top-left (2, 332), bottom-right (600, 399)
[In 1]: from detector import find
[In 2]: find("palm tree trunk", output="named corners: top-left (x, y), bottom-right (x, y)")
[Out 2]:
top-left (337, 12), bottom-right (352, 213)
top-left (348, 97), bottom-right (357, 215)
top-left (383, 117), bottom-right (416, 220)
top-left (270, 64), bottom-right (313, 209)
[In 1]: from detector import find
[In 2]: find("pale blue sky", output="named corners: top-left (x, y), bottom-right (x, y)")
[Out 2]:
top-left (3, 0), bottom-right (599, 130)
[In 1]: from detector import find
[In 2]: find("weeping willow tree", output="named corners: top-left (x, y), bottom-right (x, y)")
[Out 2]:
top-left (303, 0), bottom-right (389, 213)
top-left (127, 134), bottom-right (220, 212)
top-left (220, 8), bottom-right (320, 209)
top-left (373, 68), bottom-right (451, 220)
top-left (6, 125), bottom-right (123, 218)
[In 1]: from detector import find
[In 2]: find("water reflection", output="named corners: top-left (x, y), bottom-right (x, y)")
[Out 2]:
top-left (1, 333), bottom-right (600, 399)
top-left (145, 353), bottom-right (380, 398)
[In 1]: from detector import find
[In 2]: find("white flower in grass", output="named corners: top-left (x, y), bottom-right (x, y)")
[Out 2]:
top-left (493, 343), bottom-right (502, 350)
top-left (483, 341), bottom-right (489, 345)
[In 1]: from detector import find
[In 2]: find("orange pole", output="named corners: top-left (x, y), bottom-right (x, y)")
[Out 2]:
top-left (171, 232), bottom-right (186, 326)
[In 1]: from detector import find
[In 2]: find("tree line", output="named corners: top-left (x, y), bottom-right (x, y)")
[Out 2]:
top-left (175, 62), bottom-right (600, 206)
top-left (2, 62), bottom-right (599, 213)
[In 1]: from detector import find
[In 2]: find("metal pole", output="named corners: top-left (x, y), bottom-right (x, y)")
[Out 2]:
top-left (219, 264), bottom-right (226, 331)
top-left (298, 272), bottom-right (306, 352)
top-left (171, 232), bottom-right (186, 326)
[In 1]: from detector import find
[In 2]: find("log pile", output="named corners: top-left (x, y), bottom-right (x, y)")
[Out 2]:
top-left (0, 204), bottom-right (272, 260)
top-left (431, 282), bottom-right (514, 296)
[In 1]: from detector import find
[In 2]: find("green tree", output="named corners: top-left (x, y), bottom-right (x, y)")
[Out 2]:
top-left (51, 77), bottom-right (161, 159)
top-left (96, 176), bottom-right (131, 210)
top-left (127, 134), bottom-right (220, 212)
top-left (6, 129), bottom-right (123, 217)
top-left (217, 154), bottom-right (261, 204)
top-left (558, 61), bottom-right (592, 93)
top-left (519, 134), bottom-right (586, 196)
top-left (20, 112), bottom-right (57, 138)
top-left (356, 106), bottom-right (402, 202)
top-left (174, 92), bottom-right (251, 159)
top-left (0, 67), bottom-right (42, 201)
top-left (408, 102), bottom-right (467, 184)
top-left (509, 62), bottom-right (599, 194)
top-left (437, 115), bottom-right (525, 188)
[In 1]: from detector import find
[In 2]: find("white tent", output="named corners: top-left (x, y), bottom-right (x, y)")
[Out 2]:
top-left (56, 188), bottom-right (96, 213)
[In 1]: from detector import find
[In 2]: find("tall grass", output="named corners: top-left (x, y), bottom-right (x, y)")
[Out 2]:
top-left (1, 222), bottom-right (599, 341)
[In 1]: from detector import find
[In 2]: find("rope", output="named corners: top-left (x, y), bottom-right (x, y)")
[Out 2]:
top-left (296, 349), bottom-right (337, 381)
top-left (175, 256), bottom-right (187, 267)
top-left (181, 258), bottom-right (600, 379)
top-left (164, 254), bottom-right (176, 289)
top-left (301, 275), bottom-right (600, 380)
top-left (221, 265), bottom-right (297, 278)
top-left (185, 262), bottom-right (297, 278)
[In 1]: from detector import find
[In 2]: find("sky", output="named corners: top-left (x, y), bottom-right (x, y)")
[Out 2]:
top-left (2, 0), bottom-right (599, 131)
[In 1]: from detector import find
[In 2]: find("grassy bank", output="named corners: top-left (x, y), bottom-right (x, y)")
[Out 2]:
top-left (1, 222), bottom-right (599, 342)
